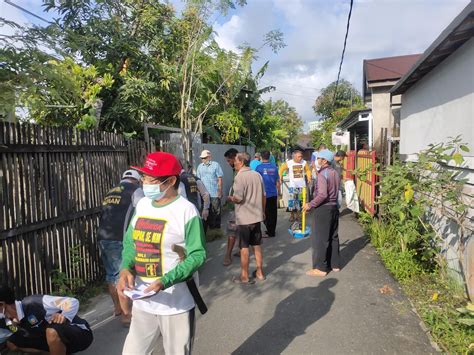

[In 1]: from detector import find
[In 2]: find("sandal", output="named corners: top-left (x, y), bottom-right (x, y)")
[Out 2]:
top-left (305, 269), bottom-right (328, 277)
top-left (222, 258), bottom-right (232, 266)
top-left (232, 276), bottom-right (255, 285)
top-left (332, 268), bottom-right (341, 272)
top-left (251, 270), bottom-right (266, 281)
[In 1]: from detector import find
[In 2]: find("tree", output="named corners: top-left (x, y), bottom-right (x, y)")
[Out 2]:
top-left (311, 79), bottom-right (364, 149)
top-left (313, 79), bottom-right (362, 120)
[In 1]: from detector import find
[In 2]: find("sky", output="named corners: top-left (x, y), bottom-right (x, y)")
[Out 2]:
top-left (1, 0), bottom-right (470, 130)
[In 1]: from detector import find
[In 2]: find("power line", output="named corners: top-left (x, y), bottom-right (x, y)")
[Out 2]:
top-left (4, 0), bottom-right (52, 24)
top-left (261, 79), bottom-right (322, 91)
top-left (332, 0), bottom-right (354, 106)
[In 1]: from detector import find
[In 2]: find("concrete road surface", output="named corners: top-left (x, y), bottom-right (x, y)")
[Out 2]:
top-left (82, 209), bottom-right (436, 354)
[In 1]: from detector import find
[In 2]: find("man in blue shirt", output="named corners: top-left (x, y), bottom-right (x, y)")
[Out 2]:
top-left (256, 150), bottom-right (280, 237)
top-left (197, 149), bottom-right (224, 229)
top-left (249, 152), bottom-right (262, 171)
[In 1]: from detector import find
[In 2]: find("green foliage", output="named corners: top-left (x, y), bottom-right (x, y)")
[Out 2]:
top-left (313, 79), bottom-right (363, 120)
top-left (51, 245), bottom-right (85, 296)
top-left (212, 108), bottom-right (246, 143)
top-left (310, 79), bottom-right (364, 149)
top-left (359, 136), bottom-right (472, 353)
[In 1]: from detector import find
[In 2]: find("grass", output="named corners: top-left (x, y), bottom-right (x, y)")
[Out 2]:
top-left (361, 218), bottom-right (474, 353)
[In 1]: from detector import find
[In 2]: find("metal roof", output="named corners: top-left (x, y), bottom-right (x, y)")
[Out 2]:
top-left (391, 1), bottom-right (474, 95)
top-left (364, 54), bottom-right (421, 83)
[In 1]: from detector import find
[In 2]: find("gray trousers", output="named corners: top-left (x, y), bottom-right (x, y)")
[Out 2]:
top-left (123, 307), bottom-right (195, 355)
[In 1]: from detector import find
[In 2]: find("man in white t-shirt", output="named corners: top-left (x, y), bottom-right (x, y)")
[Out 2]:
top-left (278, 150), bottom-right (312, 222)
top-left (117, 152), bottom-right (206, 355)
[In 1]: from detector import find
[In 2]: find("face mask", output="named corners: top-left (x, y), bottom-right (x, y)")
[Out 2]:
top-left (315, 160), bottom-right (322, 171)
top-left (143, 178), bottom-right (171, 201)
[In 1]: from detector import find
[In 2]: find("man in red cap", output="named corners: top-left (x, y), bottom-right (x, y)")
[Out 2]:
top-left (117, 152), bottom-right (206, 355)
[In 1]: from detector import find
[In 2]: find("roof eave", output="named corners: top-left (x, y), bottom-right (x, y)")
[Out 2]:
top-left (391, 2), bottom-right (474, 95)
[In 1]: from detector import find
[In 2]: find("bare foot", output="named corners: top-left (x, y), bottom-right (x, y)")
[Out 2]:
top-left (305, 269), bottom-right (327, 277)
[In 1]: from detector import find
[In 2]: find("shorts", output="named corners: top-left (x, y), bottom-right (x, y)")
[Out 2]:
top-left (8, 323), bottom-right (93, 353)
top-left (99, 239), bottom-right (123, 284)
top-left (288, 187), bottom-right (304, 212)
top-left (237, 222), bottom-right (262, 248)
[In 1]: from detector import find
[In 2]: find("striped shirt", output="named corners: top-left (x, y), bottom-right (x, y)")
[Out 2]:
top-left (197, 161), bottom-right (224, 198)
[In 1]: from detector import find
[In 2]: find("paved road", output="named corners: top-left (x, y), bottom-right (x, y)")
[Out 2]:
top-left (82, 209), bottom-right (436, 354)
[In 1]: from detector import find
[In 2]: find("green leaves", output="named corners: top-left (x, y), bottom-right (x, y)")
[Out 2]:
top-left (452, 152), bottom-right (464, 165)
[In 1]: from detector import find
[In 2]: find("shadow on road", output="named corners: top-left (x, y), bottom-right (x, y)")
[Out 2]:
top-left (339, 235), bottom-right (368, 269)
top-left (231, 278), bottom-right (338, 355)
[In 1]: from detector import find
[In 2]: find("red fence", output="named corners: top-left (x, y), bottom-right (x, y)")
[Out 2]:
top-left (342, 150), bottom-right (377, 215)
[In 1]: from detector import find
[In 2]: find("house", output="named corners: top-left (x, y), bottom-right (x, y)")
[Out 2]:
top-left (337, 53), bottom-right (421, 159)
top-left (391, 1), bottom-right (474, 299)
top-left (294, 134), bottom-right (315, 162)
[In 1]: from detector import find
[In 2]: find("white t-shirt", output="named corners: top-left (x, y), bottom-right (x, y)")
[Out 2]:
top-left (127, 196), bottom-right (203, 316)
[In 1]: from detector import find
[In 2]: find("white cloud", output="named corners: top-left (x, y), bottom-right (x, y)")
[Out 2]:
top-left (212, 0), bottom-right (470, 130)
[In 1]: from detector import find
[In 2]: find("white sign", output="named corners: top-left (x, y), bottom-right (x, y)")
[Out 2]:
top-left (332, 131), bottom-right (350, 146)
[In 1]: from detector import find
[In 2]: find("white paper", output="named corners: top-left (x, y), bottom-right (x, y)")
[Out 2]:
top-left (123, 284), bottom-right (156, 300)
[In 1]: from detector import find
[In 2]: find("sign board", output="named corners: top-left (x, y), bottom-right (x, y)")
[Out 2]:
top-left (332, 131), bottom-right (350, 146)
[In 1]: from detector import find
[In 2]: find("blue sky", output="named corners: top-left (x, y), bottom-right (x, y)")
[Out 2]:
top-left (1, 0), bottom-right (470, 130)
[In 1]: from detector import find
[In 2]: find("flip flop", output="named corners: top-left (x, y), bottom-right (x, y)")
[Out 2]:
top-left (232, 276), bottom-right (255, 285)
top-left (251, 270), bottom-right (266, 281)
top-left (222, 259), bottom-right (232, 266)
top-left (332, 268), bottom-right (341, 272)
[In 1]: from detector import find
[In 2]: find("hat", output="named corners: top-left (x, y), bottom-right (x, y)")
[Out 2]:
top-left (318, 149), bottom-right (334, 162)
top-left (122, 169), bottom-right (141, 181)
top-left (132, 152), bottom-right (182, 177)
top-left (199, 150), bottom-right (211, 158)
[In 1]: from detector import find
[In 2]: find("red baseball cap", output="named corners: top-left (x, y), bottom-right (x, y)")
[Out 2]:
top-left (132, 152), bottom-right (182, 177)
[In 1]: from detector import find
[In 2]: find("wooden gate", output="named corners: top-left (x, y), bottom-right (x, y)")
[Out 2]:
top-left (342, 150), bottom-right (377, 215)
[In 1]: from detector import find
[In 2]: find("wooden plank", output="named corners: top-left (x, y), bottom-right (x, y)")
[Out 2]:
top-left (0, 207), bottom-right (102, 239)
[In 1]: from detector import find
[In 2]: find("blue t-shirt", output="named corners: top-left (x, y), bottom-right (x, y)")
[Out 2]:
top-left (250, 159), bottom-right (262, 171)
top-left (255, 162), bottom-right (280, 198)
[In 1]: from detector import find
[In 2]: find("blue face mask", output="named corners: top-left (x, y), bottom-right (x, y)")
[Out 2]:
top-left (143, 178), bottom-right (171, 201)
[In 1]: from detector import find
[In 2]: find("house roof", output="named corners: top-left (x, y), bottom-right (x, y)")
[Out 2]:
top-left (364, 54), bottom-right (422, 83)
top-left (392, 1), bottom-right (474, 95)
top-left (295, 134), bottom-right (313, 150)
top-left (337, 109), bottom-right (372, 130)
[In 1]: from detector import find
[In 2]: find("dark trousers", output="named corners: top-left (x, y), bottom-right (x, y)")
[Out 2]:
top-left (264, 196), bottom-right (278, 237)
top-left (207, 197), bottom-right (221, 229)
top-left (311, 205), bottom-right (340, 271)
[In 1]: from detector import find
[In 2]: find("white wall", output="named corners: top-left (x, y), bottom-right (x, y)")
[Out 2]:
top-left (399, 38), bottom-right (474, 298)
top-left (400, 38), bottom-right (474, 176)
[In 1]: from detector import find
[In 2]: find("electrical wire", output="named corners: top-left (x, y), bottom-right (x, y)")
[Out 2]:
top-left (332, 0), bottom-right (354, 107)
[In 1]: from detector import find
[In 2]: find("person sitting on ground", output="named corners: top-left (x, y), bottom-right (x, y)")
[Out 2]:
top-left (223, 148), bottom-right (239, 266)
top-left (278, 150), bottom-right (312, 223)
top-left (0, 285), bottom-right (93, 355)
top-left (249, 152), bottom-right (262, 171)
top-left (227, 152), bottom-right (266, 283)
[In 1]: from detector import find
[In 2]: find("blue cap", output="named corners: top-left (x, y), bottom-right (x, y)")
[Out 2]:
top-left (318, 149), bottom-right (334, 162)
